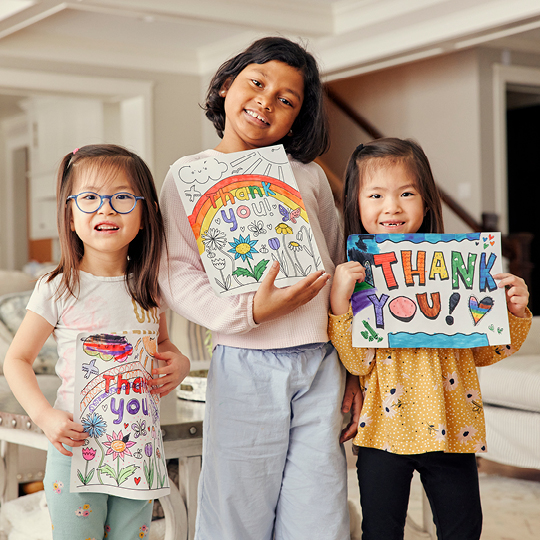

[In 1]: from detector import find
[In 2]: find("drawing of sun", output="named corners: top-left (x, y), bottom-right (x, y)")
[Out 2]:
top-left (229, 146), bottom-right (289, 181)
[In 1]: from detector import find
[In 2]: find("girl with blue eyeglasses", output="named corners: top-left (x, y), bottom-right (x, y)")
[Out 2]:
top-left (4, 144), bottom-right (190, 540)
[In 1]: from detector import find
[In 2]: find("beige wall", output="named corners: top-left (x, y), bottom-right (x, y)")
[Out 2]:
top-left (326, 49), bottom-right (483, 234)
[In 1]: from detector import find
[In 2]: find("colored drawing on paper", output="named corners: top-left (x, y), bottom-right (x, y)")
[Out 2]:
top-left (70, 332), bottom-right (169, 499)
top-left (347, 233), bottom-right (510, 348)
top-left (172, 145), bottom-right (323, 296)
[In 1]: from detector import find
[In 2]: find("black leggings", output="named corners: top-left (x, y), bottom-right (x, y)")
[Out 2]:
top-left (356, 447), bottom-right (482, 540)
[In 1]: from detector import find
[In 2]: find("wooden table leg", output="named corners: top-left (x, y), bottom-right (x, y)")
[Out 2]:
top-left (0, 441), bottom-right (19, 503)
top-left (178, 455), bottom-right (201, 540)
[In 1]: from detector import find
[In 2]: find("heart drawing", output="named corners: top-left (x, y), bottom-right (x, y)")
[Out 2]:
top-left (469, 296), bottom-right (494, 325)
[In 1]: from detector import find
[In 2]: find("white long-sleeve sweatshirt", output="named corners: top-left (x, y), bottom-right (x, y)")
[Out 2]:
top-left (159, 149), bottom-right (342, 350)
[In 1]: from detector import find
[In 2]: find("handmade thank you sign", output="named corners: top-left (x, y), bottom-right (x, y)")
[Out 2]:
top-left (71, 332), bottom-right (169, 499)
top-left (347, 233), bottom-right (510, 348)
top-left (171, 145), bottom-right (323, 296)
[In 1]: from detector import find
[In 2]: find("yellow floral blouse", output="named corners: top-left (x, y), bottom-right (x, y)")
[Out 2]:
top-left (328, 307), bottom-right (532, 455)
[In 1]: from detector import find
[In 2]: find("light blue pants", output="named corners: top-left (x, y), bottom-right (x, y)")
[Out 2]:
top-left (195, 341), bottom-right (350, 540)
top-left (44, 444), bottom-right (153, 540)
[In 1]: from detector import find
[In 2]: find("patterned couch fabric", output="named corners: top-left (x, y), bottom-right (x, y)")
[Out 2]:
top-left (0, 291), bottom-right (57, 375)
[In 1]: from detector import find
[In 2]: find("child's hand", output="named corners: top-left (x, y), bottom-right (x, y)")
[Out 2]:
top-left (340, 372), bottom-right (363, 444)
top-left (39, 408), bottom-right (89, 457)
top-left (330, 261), bottom-right (366, 316)
top-left (149, 350), bottom-right (191, 397)
top-left (494, 272), bottom-right (529, 318)
top-left (253, 261), bottom-right (330, 324)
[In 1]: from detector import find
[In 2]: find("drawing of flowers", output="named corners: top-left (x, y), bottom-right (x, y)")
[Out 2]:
top-left (100, 431), bottom-right (138, 486)
top-left (268, 237), bottom-right (280, 251)
top-left (296, 225), bottom-right (321, 270)
top-left (229, 234), bottom-right (268, 282)
top-left (275, 223), bottom-right (293, 235)
top-left (268, 236), bottom-right (289, 276)
top-left (201, 228), bottom-right (227, 251)
top-left (77, 447), bottom-right (97, 485)
top-left (82, 413), bottom-right (107, 438)
top-left (275, 223), bottom-right (298, 276)
top-left (212, 257), bottom-right (230, 291)
top-left (103, 431), bottom-right (136, 460)
top-left (203, 227), bottom-right (243, 288)
top-left (81, 412), bottom-right (108, 484)
top-left (288, 241), bottom-right (306, 275)
top-left (143, 442), bottom-right (154, 489)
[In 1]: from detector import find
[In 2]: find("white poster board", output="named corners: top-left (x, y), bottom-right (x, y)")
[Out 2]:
top-left (71, 332), bottom-right (169, 499)
top-left (348, 233), bottom-right (510, 348)
top-left (171, 145), bottom-right (323, 296)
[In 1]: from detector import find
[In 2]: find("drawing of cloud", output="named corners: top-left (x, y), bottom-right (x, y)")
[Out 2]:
top-left (179, 158), bottom-right (228, 184)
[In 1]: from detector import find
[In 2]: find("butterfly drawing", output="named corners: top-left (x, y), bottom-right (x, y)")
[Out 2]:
top-left (247, 220), bottom-right (266, 236)
top-left (279, 204), bottom-right (301, 224)
top-left (132, 419), bottom-right (146, 438)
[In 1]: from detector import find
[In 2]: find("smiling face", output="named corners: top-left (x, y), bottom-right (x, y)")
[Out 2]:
top-left (358, 160), bottom-right (425, 235)
top-left (69, 167), bottom-right (143, 274)
top-left (216, 60), bottom-right (304, 153)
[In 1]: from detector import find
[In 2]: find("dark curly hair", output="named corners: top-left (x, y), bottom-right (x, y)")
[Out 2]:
top-left (204, 36), bottom-right (329, 163)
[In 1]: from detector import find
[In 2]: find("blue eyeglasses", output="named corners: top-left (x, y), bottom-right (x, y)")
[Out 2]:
top-left (67, 192), bottom-right (145, 214)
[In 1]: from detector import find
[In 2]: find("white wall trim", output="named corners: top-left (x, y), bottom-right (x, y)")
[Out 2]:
top-left (1, 115), bottom-right (29, 270)
top-left (0, 67), bottom-right (154, 167)
top-left (493, 63), bottom-right (540, 233)
top-left (0, 68), bottom-right (154, 267)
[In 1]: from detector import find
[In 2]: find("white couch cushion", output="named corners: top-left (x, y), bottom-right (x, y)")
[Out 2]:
top-left (480, 355), bottom-right (540, 413)
top-left (484, 404), bottom-right (540, 469)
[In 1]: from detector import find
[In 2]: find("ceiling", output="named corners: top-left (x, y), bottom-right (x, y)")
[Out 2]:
top-left (1, 0), bottom-right (540, 79)
top-left (2, 0), bottom-right (540, 119)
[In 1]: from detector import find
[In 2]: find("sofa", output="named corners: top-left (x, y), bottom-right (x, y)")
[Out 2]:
top-left (479, 315), bottom-right (540, 470)
top-left (0, 270), bottom-right (212, 377)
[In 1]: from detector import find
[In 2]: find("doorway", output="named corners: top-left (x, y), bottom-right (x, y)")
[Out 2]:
top-left (0, 68), bottom-right (153, 271)
top-left (506, 88), bottom-right (540, 312)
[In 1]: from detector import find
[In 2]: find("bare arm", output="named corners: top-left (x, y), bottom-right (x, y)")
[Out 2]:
top-left (3, 311), bottom-right (88, 456)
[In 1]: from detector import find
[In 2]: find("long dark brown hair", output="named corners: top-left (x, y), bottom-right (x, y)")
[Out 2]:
top-left (204, 36), bottom-right (329, 163)
top-left (342, 137), bottom-right (444, 255)
top-left (47, 144), bottom-right (164, 311)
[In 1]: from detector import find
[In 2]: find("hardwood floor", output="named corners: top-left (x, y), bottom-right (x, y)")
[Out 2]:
top-left (477, 457), bottom-right (540, 483)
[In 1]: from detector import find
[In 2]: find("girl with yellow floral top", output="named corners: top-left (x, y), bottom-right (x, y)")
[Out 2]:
top-left (329, 138), bottom-right (531, 540)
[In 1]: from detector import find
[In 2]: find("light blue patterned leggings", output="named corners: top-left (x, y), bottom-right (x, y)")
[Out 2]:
top-left (44, 444), bottom-right (153, 540)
